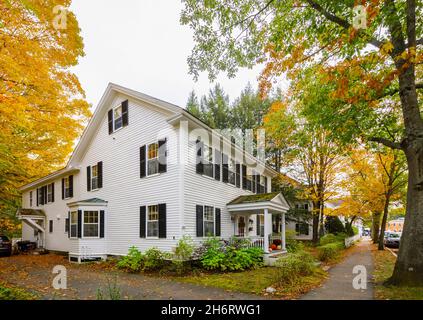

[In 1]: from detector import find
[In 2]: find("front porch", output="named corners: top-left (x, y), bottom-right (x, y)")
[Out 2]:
top-left (16, 209), bottom-right (46, 249)
top-left (227, 192), bottom-right (290, 257)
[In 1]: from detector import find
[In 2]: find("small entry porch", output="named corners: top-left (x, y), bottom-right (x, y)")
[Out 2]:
top-left (227, 192), bottom-right (290, 255)
top-left (16, 209), bottom-right (46, 249)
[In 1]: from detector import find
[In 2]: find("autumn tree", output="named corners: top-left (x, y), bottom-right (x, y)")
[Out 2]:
top-left (337, 148), bottom-right (407, 247)
top-left (263, 101), bottom-right (345, 243)
top-left (0, 1), bottom-right (90, 222)
top-left (181, 0), bottom-right (422, 286)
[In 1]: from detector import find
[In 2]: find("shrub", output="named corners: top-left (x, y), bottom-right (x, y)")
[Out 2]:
top-left (325, 216), bottom-right (346, 234)
top-left (198, 237), bottom-right (263, 271)
top-left (173, 236), bottom-right (196, 275)
top-left (317, 242), bottom-right (344, 262)
top-left (117, 246), bottom-right (144, 273)
top-left (319, 233), bottom-right (347, 246)
top-left (286, 230), bottom-right (304, 253)
top-left (275, 251), bottom-right (316, 285)
top-left (143, 247), bottom-right (170, 271)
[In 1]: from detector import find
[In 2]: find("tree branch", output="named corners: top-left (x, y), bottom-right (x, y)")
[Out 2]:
top-left (305, 0), bottom-right (383, 48)
top-left (369, 137), bottom-right (402, 150)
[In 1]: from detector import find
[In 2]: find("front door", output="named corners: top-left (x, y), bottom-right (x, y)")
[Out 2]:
top-left (238, 216), bottom-right (246, 237)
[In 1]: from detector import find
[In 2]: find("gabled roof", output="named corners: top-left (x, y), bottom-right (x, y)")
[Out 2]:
top-left (227, 192), bottom-right (291, 214)
top-left (67, 198), bottom-right (108, 207)
top-left (20, 83), bottom-right (279, 191)
top-left (16, 209), bottom-right (46, 217)
top-left (228, 192), bottom-right (281, 205)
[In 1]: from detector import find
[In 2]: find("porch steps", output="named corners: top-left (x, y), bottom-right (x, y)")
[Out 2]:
top-left (264, 250), bottom-right (287, 266)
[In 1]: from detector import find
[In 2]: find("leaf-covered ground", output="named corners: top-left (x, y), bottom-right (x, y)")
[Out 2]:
top-left (372, 246), bottom-right (423, 300)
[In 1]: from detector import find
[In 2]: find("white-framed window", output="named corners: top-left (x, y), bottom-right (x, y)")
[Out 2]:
top-left (259, 215), bottom-right (265, 237)
top-left (30, 191), bottom-right (33, 207)
top-left (147, 205), bottom-right (159, 238)
top-left (91, 164), bottom-right (99, 190)
top-left (228, 158), bottom-right (236, 185)
top-left (204, 206), bottom-right (215, 237)
top-left (37, 188), bottom-right (43, 206)
top-left (47, 184), bottom-right (54, 203)
top-left (83, 211), bottom-right (99, 238)
top-left (203, 145), bottom-right (214, 178)
top-left (70, 211), bottom-right (78, 238)
top-left (113, 105), bottom-right (123, 131)
top-left (296, 223), bottom-right (309, 236)
top-left (246, 167), bottom-right (254, 192)
top-left (64, 177), bottom-right (71, 199)
top-left (147, 142), bottom-right (159, 176)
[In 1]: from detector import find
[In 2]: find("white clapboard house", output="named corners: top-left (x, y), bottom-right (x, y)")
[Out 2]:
top-left (18, 83), bottom-right (292, 262)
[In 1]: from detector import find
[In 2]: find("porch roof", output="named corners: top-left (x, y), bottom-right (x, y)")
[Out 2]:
top-left (67, 198), bottom-right (108, 207)
top-left (227, 192), bottom-right (290, 214)
top-left (16, 208), bottom-right (46, 218)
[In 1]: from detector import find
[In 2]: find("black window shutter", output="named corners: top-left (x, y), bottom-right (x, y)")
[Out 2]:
top-left (264, 177), bottom-right (268, 193)
top-left (42, 186), bottom-right (47, 205)
top-left (158, 138), bottom-right (167, 173)
top-left (69, 175), bottom-right (74, 198)
top-left (87, 166), bottom-right (91, 191)
top-left (140, 145), bottom-right (146, 178)
top-left (242, 165), bottom-right (247, 189)
top-left (214, 149), bottom-right (221, 181)
top-left (108, 109), bottom-right (113, 134)
top-left (36, 188), bottom-right (39, 206)
top-left (140, 206), bottom-right (146, 238)
top-left (77, 210), bottom-right (82, 238)
top-left (196, 205), bottom-right (204, 237)
top-left (236, 163), bottom-right (241, 188)
top-left (196, 139), bottom-right (204, 174)
top-left (257, 215), bottom-right (261, 236)
top-left (61, 178), bottom-right (65, 200)
top-left (215, 208), bottom-right (221, 237)
top-left (66, 213), bottom-right (70, 237)
top-left (100, 210), bottom-right (105, 238)
top-left (158, 203), bottom-right (167, 239)
top-left (97, 161), bottom-right (103, 189)
top-left (122, 100), bottom-right (129, 127)
top-left (51, 183), bottom-right (55, 202)
top-left (222, 154), bottom-right (229, 183)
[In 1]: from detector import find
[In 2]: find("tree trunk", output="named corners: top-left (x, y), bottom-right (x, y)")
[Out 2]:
top-left (389, 142), bottom-right (423, 285)
top-left (312, 201), bottom-right (320, 244)
top-left (378, 193), bottom-right (391, 250)
top-left (372, 212), bottom-right (382, 244)
top-left (318, 203), bottom-right (325, 237)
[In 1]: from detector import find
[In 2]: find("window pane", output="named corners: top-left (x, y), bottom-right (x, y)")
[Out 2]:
top-left (204, 206), bottom-right (214, 221)
top-left (204, 221), bottom-right (214, 236)
top-left (148, 143), bottom-right (158, 160)
top-left (91, 177), bottom-right (98, 190)
top-left (147, 221), bottom-right (158, 237)
top-left (92, 165), bottom-right (98, 178)
top-left (71, 212), bottom-right (78, 224)
top-left (84, 224), bottom-right (99, 237)
top-left (148, 159), bottom-right (159, 175)
top-left (70, 225), bottom-right (77, 237)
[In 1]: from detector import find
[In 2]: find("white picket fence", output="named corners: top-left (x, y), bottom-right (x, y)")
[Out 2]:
top-left (344, 234), bottom-right (361, 248)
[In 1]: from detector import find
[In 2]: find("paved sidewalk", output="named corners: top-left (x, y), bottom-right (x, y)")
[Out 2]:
top-left (301, 239), bottom-right (374, 300)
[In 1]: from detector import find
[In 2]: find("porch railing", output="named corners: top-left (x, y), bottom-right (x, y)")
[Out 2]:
top-left (227, 235), bottom-right (284, 252)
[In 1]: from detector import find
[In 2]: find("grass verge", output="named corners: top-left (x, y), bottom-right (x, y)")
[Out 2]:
top-left (372, 246), bottom-right (423, 300)
top-left (174, 266), bottom-right (327, 299)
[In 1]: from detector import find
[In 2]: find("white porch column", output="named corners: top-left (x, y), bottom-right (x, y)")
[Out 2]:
top-left (282, 212), bottom-right (286, 251)
top-left (263, 208), bottom-right (270, 253)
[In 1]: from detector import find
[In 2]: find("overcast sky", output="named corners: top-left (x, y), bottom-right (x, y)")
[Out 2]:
top-left (70, 0), bottom-right (272, 110)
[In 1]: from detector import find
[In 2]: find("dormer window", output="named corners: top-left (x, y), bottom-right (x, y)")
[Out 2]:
top-left (114, 105), bottom-right (123, 131)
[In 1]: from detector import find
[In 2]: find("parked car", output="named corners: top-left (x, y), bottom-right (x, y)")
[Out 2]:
top-left (0, 235), bottom-right (12, 257)
top-left (384, 232), bottom-right (401, 248)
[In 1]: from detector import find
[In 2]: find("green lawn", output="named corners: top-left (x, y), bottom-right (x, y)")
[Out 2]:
top-left (174, 267), bottom-right (327, 299)
top-left (372, 248), bottom-right (423, 300)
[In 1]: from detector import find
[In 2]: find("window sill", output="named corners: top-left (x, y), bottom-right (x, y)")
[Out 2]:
top-left (90, 188), bottom-right (100, 192)
top-left (141, 173), bottom-right (163, 180)
top-left (201, 174), bottom-right (215, 181)
top-left (145, 237), bottom-right (160, 240)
